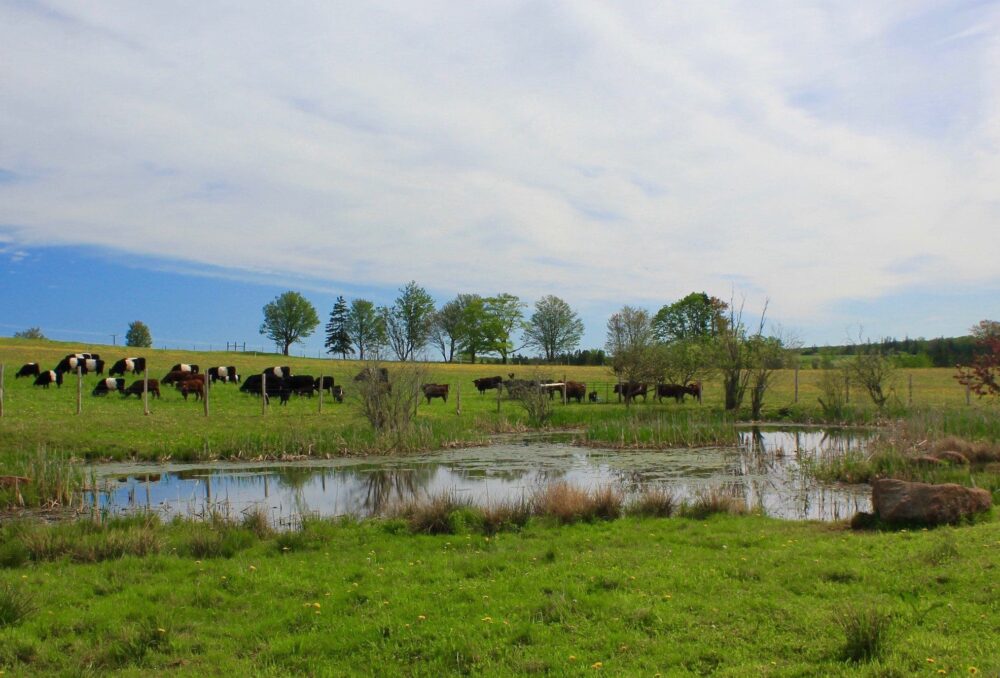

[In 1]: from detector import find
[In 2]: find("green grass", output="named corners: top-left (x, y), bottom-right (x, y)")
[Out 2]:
top-left (0, 513), bottom-right (996, 675)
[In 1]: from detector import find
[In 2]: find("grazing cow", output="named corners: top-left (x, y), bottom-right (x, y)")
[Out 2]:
top-left (286, 375), bottom-right (316, 397)
top-left (314, 376), bottom-right (335, 395)
top-left (354, 367), bottom-right (388, 382)
top-left (240, 373), bottom-right (263, 394)
top-left (15, 363), bottom-right (40, 379)
top-left (92, 378), bottom-right (125, 396)
top-left (614, 382), bottom-right (649, 403)
top-left (263, 366), bottom-right (291, 380)
top-left (685, 381), bottom-right (703, 403)
top-left (473, 376), bottom-right (503, 394)
top-left (162, 370), bottom-right (195, 385)
top-left (123, 379), bottom-right (160, 399)
top-left (208, 366), bottom-right (239, 383)
top-left (564, 381), bottom-right (587, 403)
top-left (239, 374), bottom-right (290, 404)
top-left (178, 379), bottom-right (205, 401)
top-left (78, 359), bottom-right (105, 375)
top-left (331, 385), bottom-right (345, 403)
top-left (33, 370), bottom-right (63, 388)
top-left (169, 363), bottom-right (199, 375)
top-left (421, 383), bottom-right (449, 403)
top-left (656, 383), bottom-right (688, 403)
top-left (55, 355), bottom-right (81, 373)
top-left (109, 357), bottom-right (146, 376)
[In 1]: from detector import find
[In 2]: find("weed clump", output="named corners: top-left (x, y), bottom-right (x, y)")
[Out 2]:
top-left (837, 605), bottom-right (892, 662)
top-left (679, 489), bottom-right (747, 519)
top-left (0, 582), bottom-right (35, 628)
top-left (533, 483), bottom-right (622, 524)
top-left (628, 486), bottom-right (678, 518)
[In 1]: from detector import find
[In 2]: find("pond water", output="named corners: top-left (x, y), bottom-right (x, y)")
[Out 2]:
top-left (89, 428), bottom-right (872, 524)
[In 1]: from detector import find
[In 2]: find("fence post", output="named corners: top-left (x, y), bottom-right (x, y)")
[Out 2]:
top-left (844, 375), bottom-right (849, 404)
top-left (794, 366), bottom-right (799, 403)
top-left (143, 368), bottom-right (150, 416)
top-left (262, 372), bottom-right (267, 415)
top-left (617, 376), bottom-right (622, 404)
top-left (966, 382), bottom-right (971, 406)
top-left (0, 364), bottom-right (5, 419)
top-left (908, 374), bottom-right (913, 406)
top-left (77, 365), bottom-right (83, 415)
top-left (496, 380), bottom-right (501, 413)
top-left (605, 382), bottom-right (609, 404)
top-left (562, 373), bottom-right (567, 405)
top-left (318, 375), bottom-right (324, 413)
top-left (203, 371), bottom-right (210, 417)
top-left (456, 383), bottom-right (461, 416)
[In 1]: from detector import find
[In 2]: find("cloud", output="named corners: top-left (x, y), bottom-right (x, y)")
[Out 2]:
top-left (1, 1), bottom-right (998, 335)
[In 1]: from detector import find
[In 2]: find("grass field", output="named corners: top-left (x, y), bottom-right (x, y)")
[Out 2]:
top-left (0, 512), bottom-right (995, 676)
top-left (2, 338), bottom-right (998, 464)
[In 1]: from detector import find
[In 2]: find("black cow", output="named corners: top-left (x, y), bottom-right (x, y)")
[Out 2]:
top-left (92, 378), bottom-right (125, 396)
top-left (240, 374), bottom-right (291, 404)
top-left (588, 391), bottom-right (599, 402)
top-left (33, 370), bottom-right (63, 388)
top-left (614, 382), bottom-right (649, 403)
top-left (286, 375), bottom-right (316, 397)
top-left (15, 363), bottom-right (40, 379)
top-left (473, 376), bottom-right (503, 394)
top-left (169, 363), bottom-right (199, 374)
top-left (55, 354), bottom-right (85, 373)
top-left (240, 374), bottom-right (263, 394)
top-left (314, 376), bottom-right (335, 395)
top-left (421, 383), bottom-right (449, 403)
top-left (109, 357), bottom-right (146, 376)
top-left (263, 366), bottom-right (291, 380)
top-left (331, 385), bottom-right (345, 403)
top-left (208, 366), bottom-right (239, 383)
top-left (656, 383), bottom-right (688, 403)
top-left (123, 379), bottom-right (160, 399)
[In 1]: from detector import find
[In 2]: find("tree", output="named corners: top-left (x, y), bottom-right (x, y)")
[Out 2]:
top-left (955, 319), bottom-right (1000, 398)
top-left (652, 292), bottom-right (728, 343)
top-left (713, 299), bottom-right (764, 411)
top-left (845, 334), bottom-right (897, 409)
top-left (523, 295), bottom-right (584, 362)
top-left (259, 291), bottom-right (320, 356)
top-left (125, 321), bottom-right (152, 348)
top-left (324, 296), bottom-right (354, 359)
top-left (431, 294), bottom-right (478, 363)
top-left (13, 327), bottom-right (45, 340)
top-left (657, 338), bottom-right (715, 386)
top-left (457, 295), bottom-right (492, 364)
top-left (483, 293), bottom-right (526, 364)
top-left (346, 299), bottom-right (385, 361)
top-left (747, 334), bottom-right (791, 419)
top-left (605, 306), bottom-right (657, 405)
top-left (382, 281), bottom-right (436, 361)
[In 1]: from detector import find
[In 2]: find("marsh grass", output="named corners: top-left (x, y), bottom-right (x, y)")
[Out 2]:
top-left (679, 488), bottom-right (748, 519)
top-left (0, 448), bottom-right (82, 509)
top-left (627, 486), bottom-right (678, 518)
top-left (0, 582), bottom-right (35, 628)
top-left (837, 605), bottom-right (892, 662)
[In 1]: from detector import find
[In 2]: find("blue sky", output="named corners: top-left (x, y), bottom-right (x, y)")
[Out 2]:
top-left (2, 1), bottom-right (999, 355)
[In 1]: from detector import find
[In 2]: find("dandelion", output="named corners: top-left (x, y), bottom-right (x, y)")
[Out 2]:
top-left (591, 661), bottom-right (603, 669)
top-left (481, 616), bottom-right (493, 623)
top-left (249, 565), bottom-right (256, 572)
top-left (312, 603), bottom-right (321, 609)
top-left (937, 670), bottom-right (946, 675)
top-left (157, 628), bottom-right (166, 634)
top-left (927, 658), bottom-right (936, 663)
top-left (568, 656), bottom-right (577, 662)
top-left (968, 668), bottom-right (978, 675)
top-left (417, 615), bottom-right (426, 621)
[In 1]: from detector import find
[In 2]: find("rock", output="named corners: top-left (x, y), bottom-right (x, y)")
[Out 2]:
top-left (872, 479), bottom-right (991, 526)
top-left (935, 450), bottom-right (970, 465)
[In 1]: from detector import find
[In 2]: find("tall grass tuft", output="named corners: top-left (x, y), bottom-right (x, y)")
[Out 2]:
top-left (679, 488), bottom-right (747, 519)
top-left (837, 605), bottom-right (892, 662)
top-left (0, 448), bottom-right (82, 509)
top-left (533, 483), bottom-right (623, 524)
top-left (392, 492), bottom-right (476, 535)
top-left (628, 486), bottom-right (678, 518)
top-left (481, 498), bottom-right (533, 535)
top-left (0, 582), bottom-right (35, 628)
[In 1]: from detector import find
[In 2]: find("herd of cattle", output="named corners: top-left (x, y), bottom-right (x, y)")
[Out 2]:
top-left (14, 353), bottom-right (702, 406)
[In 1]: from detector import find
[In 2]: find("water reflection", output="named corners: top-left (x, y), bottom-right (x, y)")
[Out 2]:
top-left (91, 427), bottom-right (872, 523)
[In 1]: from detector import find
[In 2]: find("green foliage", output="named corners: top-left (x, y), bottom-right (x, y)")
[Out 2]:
top-left (652, 292), bottom-right (727, 342)
top-left (125, 320), bottom-right (152, 348)
top-left (324, 296), bottom-right (354, 358)
top-left (837, 605), bottom-right (892, 662)
top-left (0, 582), bottom-right (34, 628)
top-left (259, 291), bottom-right (320, 356)
top-left (523, 295), bottom-right (584, 362)
top-left (381, 281), bottom-right (436, 361)
top-left (846, 339), bottom-right (897, 408)
top-left (346, 298), bottom-right (384, 360)
top-left (482, 293), bottom-right (525, 364)
top-left (12, 327), bottom-right (45, 340)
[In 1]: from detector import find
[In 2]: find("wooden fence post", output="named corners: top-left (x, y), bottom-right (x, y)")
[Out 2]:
top-left (318, 375), bottom-right (324, 413)
top-left (143, 368), bottom-right (150, 416)
top-left (794, 366), bottom-right (799, 403)
top-left (0, 364), bottom-right (5, 419)
top-left (908, 374), bottom-right (913, 406)
top-left (262, 372), bottom-right (267, 415)
top-left (456, 383), bottom-right (461, 416)
top-left (844, 375), bottom-right (849, 404)
top-left (203, 370), bottom-right (210, 417)
top-left (77, 365), bottom-right (83, 415)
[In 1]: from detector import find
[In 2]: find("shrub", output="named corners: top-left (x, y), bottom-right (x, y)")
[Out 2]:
top-left (837, 605), bottom-right (891, 662)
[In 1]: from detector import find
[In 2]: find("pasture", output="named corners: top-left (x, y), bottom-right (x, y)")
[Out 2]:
top-left (0, 338), bottom-right (997, 463)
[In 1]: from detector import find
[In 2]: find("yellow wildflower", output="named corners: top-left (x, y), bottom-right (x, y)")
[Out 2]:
top-left (592, 661), bottom-right (603, 669)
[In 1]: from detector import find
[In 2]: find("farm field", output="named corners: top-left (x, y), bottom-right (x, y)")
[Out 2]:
top-left (1, 338), bottom-right (996, 463)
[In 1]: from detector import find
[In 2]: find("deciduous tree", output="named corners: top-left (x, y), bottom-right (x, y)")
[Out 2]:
top-left (652, 292), bottom-right (727, 342)
top-left (523, 295), bottom-right (584, 362)
top-left (125, 321), bottom-right (152, 348)
top-left (346, 299), bottom-right (384, 361)
top-left (260, 291), bottom-right (320, 356)
top-left (483, 293), bottom-right (525, 364)
top-left (382, 281), bottom-right (436, 361)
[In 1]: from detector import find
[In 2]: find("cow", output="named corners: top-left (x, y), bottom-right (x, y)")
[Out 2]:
top-left (589, 391), bottom-right (599, 403)
top-left (123, 379), bottom-right (160, 399)
top-left (263, 366), bottom-right (291, 380)
top-left (331, 385), bottom-right (345, 403)
top-left (162, 370), bottom-right (196, 385)
top-left (208, 366), bottom-right (240, 383)
top-left (564, 381), bottom-right (587, 403)
top-left (473, 376), bottom-right (503, 394)
top-left (286, 375), bottom-right (316, 397)
top-left (240, 373), bottom-right (264, 394)
top-left (178, 379), bottom-right (205, 401)
top-left (240, 373), bottom-right (291, 404)
top-left (169, 363), bottom-right (199, 375)
top-left (15, 363), bottom-right (40, 379)
top-left (421, 383), bottom-right (449, 403)
top-left (55, 355), bottom-right (82, 373)
top-left (656, 383), bottom-right (688, 403)
top-left (92, 378), bottom-right (125, 396)
top-left (614, 382), bottom-right (649, 403)
top-left (314, 376), bottom-right (335, 395)
top-left (33, 370), bottom-right (63, 388)
top-left (685, 381), bottom-right (703, 403)
top-left (109, 357), bottom-right (146, 376)
top-left (78, 359), bottom-right (105, 375)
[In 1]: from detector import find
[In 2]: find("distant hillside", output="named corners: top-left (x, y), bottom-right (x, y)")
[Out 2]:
top-left (801, 335), bottom-right (978, 368)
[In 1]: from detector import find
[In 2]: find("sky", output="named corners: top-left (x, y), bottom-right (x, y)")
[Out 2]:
top-left (2, 1), bottom-right (999, 357)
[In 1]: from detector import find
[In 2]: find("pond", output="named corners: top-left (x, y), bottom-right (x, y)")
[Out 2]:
top-left (89, 427), bottom-right (872, 524)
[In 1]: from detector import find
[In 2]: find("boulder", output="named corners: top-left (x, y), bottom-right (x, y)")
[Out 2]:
top-left (872, 479), bottom-right (991, 526)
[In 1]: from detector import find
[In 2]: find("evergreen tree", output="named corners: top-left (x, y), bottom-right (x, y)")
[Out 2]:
top-left (325, 296), bottom-right (354, 359)
top-left (125, 321), bottom-right (153, 348)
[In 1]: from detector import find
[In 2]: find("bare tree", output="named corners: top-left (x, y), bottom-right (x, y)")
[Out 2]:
top-left (846, 333), bottom-right (896, 409)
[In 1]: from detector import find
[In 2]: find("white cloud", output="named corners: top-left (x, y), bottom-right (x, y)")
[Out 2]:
top-left (1, 0), bottom-right (999, 333)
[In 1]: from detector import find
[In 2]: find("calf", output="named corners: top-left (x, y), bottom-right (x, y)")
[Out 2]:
top-left (162, 370), bottom-right (194, 385)
top-left (15, 363), bottom-right (40, 379)
top-left (33, 370), bottom-right (63, 388)
top-left (92, 378), bottom-right (125, 396)
top-left (123, 379), bottom-right (160, 399)
top-left (208, 366), bottom-right (239, 383)
top-left (473, 376), bottom-right (503, 394)
top-left (331, 385), bottom-right (345, 403)
top-left (421, 383), bottom-right (449, 403)
top-left (109, 357), bottom-right (146, 376)
top-left (169, 363), bottom-right (199, 375)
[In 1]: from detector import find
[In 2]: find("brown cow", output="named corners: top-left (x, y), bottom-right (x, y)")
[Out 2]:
top-left (421, 383), bottom-right (449, 403)
top-left (123, 379), bottom-right (160, 399)
top-left (614, 382), bottom-right (648, 403)
top-left (178, 377), bottom-right (205, 401)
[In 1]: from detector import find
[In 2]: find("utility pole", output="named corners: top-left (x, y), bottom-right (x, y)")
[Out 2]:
top-left (111, 334), bottom-right (117, 346)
